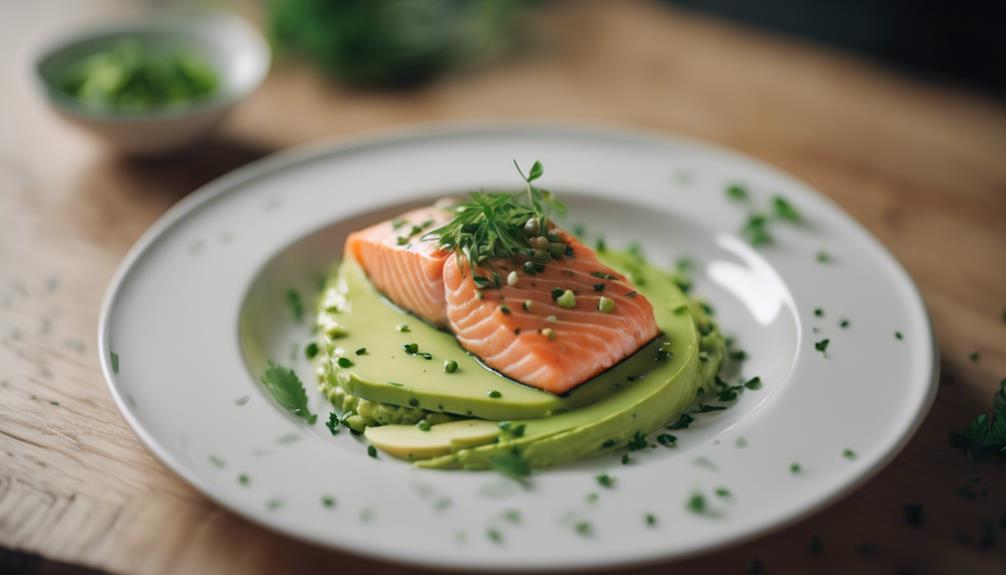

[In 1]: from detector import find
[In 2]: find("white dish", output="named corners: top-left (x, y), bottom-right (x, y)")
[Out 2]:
top-left (32, 10), bottom-right (270, 155)
top-left (98, 124), bottom-right (937, 571)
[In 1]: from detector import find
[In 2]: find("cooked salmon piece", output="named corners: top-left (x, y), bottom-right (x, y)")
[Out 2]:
top-left (443, 230), bottom-right (659, 394)
top-left (344, 206), bottom-right (453, 325)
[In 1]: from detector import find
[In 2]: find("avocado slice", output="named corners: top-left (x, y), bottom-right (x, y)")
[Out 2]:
top-left (317, 258), bottom-right (665, 420)
top-left (342, 251), bottom-right (726, 470)
top-left (364, 419), bottom-right (500, 460)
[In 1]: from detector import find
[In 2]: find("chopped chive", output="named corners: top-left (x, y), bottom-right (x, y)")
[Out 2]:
top-left (726, 183), bottom-right (748, 201)
top-left (842, 448), bottom-right (857, 460)
top-left (790, 463), bottom-right (802, 474)
top-left (402, 343), bottom-right (419, 354)
top-left (355, 347), bottom-right (367, 355)
top-left (596, 473), bottom-right (615, 488)
top-left (813, 307), bottom-right (824, 317)
top-left (644, 513), bottom-right (657, 527)
top-left (488, 390), bottom-right (502, 399)
top-left (444, 360), bottom-right (458, 373)
top-left (814, 339), bottom-right (830, 356)
top-left (367, 445), bottom-right (378, 458)
top-left (304, 342), bottom-right (320, 359)
top-left (771, 195), bottom-right (801, 222)
top-left (895, 331), bottom-right (903, 340)
top-left (657, 433), bottom-right (677, 447)
top-left (686, 493), bottom-right (707, 514)
top-left (336, 357), bottom-right (353, 368)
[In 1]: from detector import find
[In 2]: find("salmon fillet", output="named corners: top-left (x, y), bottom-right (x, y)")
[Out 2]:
top-left (443, 230), bottom-right (659, 394)
top-left (348, 207), bottom-right (659, 394)
top-left (344, 206), bottom-right (453, 325)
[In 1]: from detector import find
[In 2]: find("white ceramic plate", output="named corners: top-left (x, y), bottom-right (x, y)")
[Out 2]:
top-left (99, 124), bottom-right (937, 571)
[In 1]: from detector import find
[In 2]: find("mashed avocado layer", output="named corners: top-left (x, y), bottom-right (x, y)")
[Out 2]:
top-left (315, 251), bottom-right (725, 468)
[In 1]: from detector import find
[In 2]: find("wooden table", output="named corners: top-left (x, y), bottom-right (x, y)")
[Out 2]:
top-left (2, 1), bottom-right (1004, 573)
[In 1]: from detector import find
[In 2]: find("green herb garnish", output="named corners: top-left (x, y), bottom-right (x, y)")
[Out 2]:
top-left (285, 289), bottom-right (304, 322)
top-left (325, 412), bottom-right (340, 435)
top-left (110, 351), bottom-right (119, 374)
top-left (726, 183), bottom-right (748, 201)
top-left (336, 356), bottom-right (354, 368)
top-left (487, 389), bottom-right (502, 399)
top-left (771, 195), bottom-right (801, 222)
top-left (55, 39), bottom-right (218, 111)
top-left (260, 362), bottom-right (316, 424)
top-left (686, 493), bottom-right (707, 514)
top-left (596, 473), bottom-right (615, 488)
top-left (489, 448), bottom-right (531, 484)
top-left (743, 213), bottom-right (773, 246)
top-left (427, 161), bottom-right (564, 267)
top-left (644, 513), bottom-right (657, 527)
top-left (444, 359), bottom-right (459, 373)
top-left (790, 462), bottom-right (802, 474)
top-left (949, 378), bottom-right (1006, 464)
top-left (355, 347), bottom-right (367, 355)
top-left (305, 342), bottom-right (319, 359)
top-left (814, 339), bottom-right (830, 356)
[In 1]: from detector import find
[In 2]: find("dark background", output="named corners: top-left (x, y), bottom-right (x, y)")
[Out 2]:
top-left (670, 0), bottom-right (1006, 97)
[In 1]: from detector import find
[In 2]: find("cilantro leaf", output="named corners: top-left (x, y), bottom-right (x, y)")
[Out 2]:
top-left (260, 362), bottom-right (316, 424)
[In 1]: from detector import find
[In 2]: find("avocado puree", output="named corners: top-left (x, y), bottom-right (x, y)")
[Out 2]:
top-left (316, 250), bottom-right (725, 467)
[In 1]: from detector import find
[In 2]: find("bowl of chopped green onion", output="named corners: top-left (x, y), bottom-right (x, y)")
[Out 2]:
top-left (33, 10), bottom-right (269, 155)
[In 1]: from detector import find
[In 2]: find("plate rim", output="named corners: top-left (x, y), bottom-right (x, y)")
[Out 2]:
top-left (97, 120), bottom-right (939, 571)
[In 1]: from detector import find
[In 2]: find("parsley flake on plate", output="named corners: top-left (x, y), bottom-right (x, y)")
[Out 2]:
top-left (259, 362), bottom-right (316, 424)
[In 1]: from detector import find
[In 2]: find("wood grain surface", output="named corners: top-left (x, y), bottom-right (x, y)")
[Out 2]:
top-left (2, 1), bottom-right (1005, 574)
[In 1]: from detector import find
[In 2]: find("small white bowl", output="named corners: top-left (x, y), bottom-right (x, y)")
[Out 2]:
top-left (33, 11), bottom-right (270, 155)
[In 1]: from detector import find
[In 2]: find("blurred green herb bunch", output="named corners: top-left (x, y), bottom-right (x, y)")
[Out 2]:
top-left (268, 0), bottom-right (534, 87)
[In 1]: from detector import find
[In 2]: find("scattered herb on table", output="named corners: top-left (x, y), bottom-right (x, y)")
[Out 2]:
top-left (948, 378), bottom-right (1006, 464)
top-left (260, 362), bottom-right (316, 424)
